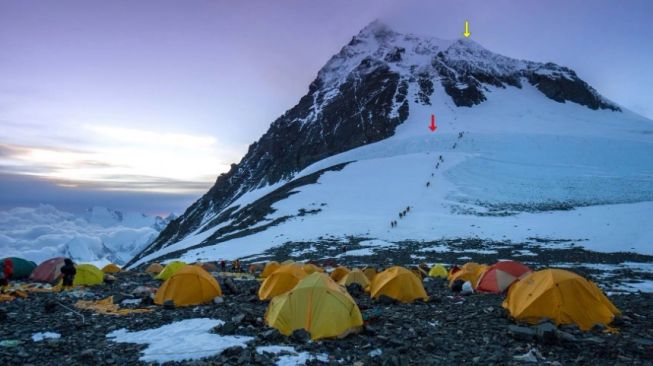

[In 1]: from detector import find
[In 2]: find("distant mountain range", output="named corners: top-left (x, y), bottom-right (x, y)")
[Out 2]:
top-left (0, 204), bottom-right (176, 265)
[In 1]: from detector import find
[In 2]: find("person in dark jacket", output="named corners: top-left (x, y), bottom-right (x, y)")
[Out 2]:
top-left (60, 258), bottom-right (76, 288)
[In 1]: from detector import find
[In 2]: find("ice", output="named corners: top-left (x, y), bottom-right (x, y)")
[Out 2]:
top-left (256, 345), bottom-right (329, 366)
top-left (32, 332), bottom-right (61, 342)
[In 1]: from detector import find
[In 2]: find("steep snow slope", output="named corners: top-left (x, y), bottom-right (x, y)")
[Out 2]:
top-left (129, 22), bottom-right (653, 266)
top-left (0, 205), bottom-right (175, 265)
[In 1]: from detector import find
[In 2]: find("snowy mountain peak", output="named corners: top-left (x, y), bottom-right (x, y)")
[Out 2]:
top-left (127, 22), bottom-right (647, 267)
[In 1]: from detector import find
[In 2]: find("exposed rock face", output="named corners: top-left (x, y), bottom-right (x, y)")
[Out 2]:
top-left (129, 21), bottom-right (620, 265)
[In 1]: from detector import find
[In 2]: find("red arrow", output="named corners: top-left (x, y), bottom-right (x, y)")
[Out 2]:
top-left (429, 114), bottom-right (437, 132)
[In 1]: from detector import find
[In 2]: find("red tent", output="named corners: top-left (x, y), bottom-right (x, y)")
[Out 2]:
top-left (476, 260), bottom-right (532, 293)
top-left (29, 257), bottom-right (66, 283)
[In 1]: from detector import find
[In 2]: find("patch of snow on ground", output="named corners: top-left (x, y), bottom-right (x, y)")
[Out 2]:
top-left (107, 318), bottom-right (253, 363)
top-left (513, 250), bottom-right (538, 256)
top-left (336, 248), bottom-right (375, 257)
top-left (256, 345), bottom-right (329, 366)
top-left (32, 332), bottom-right (61, 342)
top-left (613, 280), bottom-right (653, 293)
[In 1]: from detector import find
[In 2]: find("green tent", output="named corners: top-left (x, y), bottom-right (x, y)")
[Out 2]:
top-left (2, 257), bottom-right (37, 279)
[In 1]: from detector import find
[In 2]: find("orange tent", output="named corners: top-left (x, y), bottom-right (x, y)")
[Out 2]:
top-left (154, 265), bottom-right (222, 307)
top-left (448, 262), bottom-right (488, 289)
top-left (202, 262), bottom-right (218, 272)
top-left (370, 266), bottom-right (428, 303)
top-left (258, 264), bottom-right (307, 300)
top-left (260, 261), bottom-right (281, 278)
top-left (476, 261), bottom-right (532, 293)
top-left (503, 269), bottom-right (620, 330)
top-left (145, 263), bottom-right (164, 274)
top-left (302, 263), bottom-right (324, 275)
top-left (330, 266), bottom-right (350, 282)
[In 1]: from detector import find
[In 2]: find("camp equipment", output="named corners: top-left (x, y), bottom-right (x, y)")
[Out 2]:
top-left (338, 268), bottom-right (370, 288)
top-left (101, 263), bottom-right (121, 274)
top-left (1, 257), bottom-right (36, 279)
top-left (265, 273), bottom-right (363, 340)
top-left (30, 257), bottom-right (66, 283)
top-left (370, 266), bottom-right (428, 303)
top-left (145, 263), bottom-right (164, 274)
top-left (155, 261), bottom-right (187, 280)
top-left (448, 262), bottom-right (488, 289)
top-left (72, 264), bottom-right (105, 286)
top-left (302, 263), bottom-right (324, 274)
top-left (260, 261), bottom-right (281, 278)
top-left (503, 269), bottom-right (620, 330)
top-left (330, 266), bottom-right (350, 282)
top-left (258, 264), bottom-right (307, 300)
top-left (154, 265), bottom-right (222, 307)
top-left (428, 264), bottom-right (448, 279)
top-left (362, 267), bottom-right (377, 281)
top-left (476, 261), bottom-right (531, 293)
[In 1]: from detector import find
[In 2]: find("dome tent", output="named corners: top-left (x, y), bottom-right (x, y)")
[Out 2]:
top-left (503, 269), bottom-right (620, 330)
top-left (265, 272), bottom-right (363, 340)
top-left (370, 266), bottom-right (428, 303)
top-left (155, 265), bottom-right (222, 307)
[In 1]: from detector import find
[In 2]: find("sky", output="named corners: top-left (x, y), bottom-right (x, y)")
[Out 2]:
top-left (1, 0), bottom-right (651, 215)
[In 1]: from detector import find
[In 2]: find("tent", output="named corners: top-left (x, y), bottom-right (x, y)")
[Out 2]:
top-left (258, 264), bottom-right (307, 300)
top-left (73, 264), bottom-right (105, 286)
top-left (476, 261), bottom-right (532, 293)
top-left (428, 264), bottom-right (448, 279)
top-left (202, 262), bottom-right (219, 272)
top-left (155, 261), bottom-right (187, 280)
top-left (2, 257), bottom-right (37, 279)
top-left (260, 261), bottom-right (281, 278)
top-left (102, 263), bottom-right (121, 274)
top-left (154, 265), bottom-right (222, 307)
top-left (503, 269), bottom-right (620, 330)
top-left (302, 263), bottom-right (324, 275)
top-left (411, 267), bottom-right (427, 279)
top-left (30, 257), bottom-right (66, 283)
top-left (330, 266), bottom-right (350, 282)
top-left (370, 266), bottom-right (428, 303)
top-left (145, 263), bottom-right (164, 274)
top-left (362, 267), bottom-right (377, 281)
top-left (265, 272), bottom-right (363, 340)
top-left (338, 269), bottom-right (370, 288)
top-left (448, 262), bottom-right (488, 289)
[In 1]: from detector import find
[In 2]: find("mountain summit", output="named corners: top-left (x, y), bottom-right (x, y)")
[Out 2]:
top-left (128, 22), bottom-right (653, 266)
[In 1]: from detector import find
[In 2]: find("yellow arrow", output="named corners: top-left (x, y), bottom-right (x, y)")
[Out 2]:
top-left (463, 20), bottom-right (471, 38)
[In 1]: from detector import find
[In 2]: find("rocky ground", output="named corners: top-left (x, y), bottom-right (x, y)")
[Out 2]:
top-left (1, 240), bottom-right (652, 365)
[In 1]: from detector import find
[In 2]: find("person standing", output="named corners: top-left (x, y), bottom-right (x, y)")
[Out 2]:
top-left (60, 258), bottom-right (76, 288)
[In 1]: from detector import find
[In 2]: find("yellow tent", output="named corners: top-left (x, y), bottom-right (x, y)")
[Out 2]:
top-left (448, 262), bottom-right (488, 288)
top-left (72, 264), bottom-right (105, 286)
top-left (330, 266), bottom-right (350, 282)
top-left (154, 265), bottom-right (222, 307)
top-left (363, 267), bottom-right (377, 281)
top-left (155, 261), bottom-right (187, 280)
top-left (428, 264), bottom-right (448, 278)
top-left (145, 263), bottom-right (164, 274)
top-left (260, 261), bottom-right (281, 278)
top-left (258, 264), bottom-right (307, 300)
top-left (302, 263), bottom-right (324, 275)
top-left (503, 269), bottom-right (620, 330)
top-left (370, 266), bottom-right (428, 303)
top-left (101, 263), bottom-right (121, 273)
top-left (265, 272), bottom-right (363, 340)
top-left (338, 269), bottom-right (370, 288)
